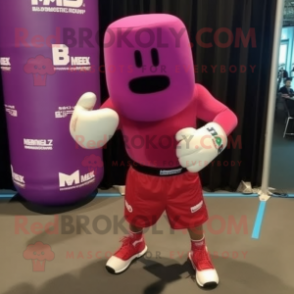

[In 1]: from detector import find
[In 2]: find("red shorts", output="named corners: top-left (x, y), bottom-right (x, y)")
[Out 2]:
top-left (124, 166), bottom-right (208, 229)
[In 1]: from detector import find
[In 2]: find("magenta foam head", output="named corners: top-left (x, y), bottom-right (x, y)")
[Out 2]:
top-left (104, 14), bottom-right (195, 121)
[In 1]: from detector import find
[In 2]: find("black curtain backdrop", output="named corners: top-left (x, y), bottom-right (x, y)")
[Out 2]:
top-left (98, 0), bottom-right (277, 191)
top-left (0, 0), bottom-right (277, 192)
top-left (0, 73), bottom-right (14, 190)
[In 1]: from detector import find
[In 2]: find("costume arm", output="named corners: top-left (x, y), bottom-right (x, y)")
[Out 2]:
top-left (195, 84), bottom-right (238, 135)
top-left (70, 93), bottom-right (119, 149)
top-left (176, 84), bottom-right (237, 172)
top-left (100, 98), bottom-right (121, 129)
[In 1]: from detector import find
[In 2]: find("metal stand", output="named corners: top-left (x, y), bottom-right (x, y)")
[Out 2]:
top-left (259, 191), bottom-right (271, 202)
top-left (259, 0), bottom-right (285, 202)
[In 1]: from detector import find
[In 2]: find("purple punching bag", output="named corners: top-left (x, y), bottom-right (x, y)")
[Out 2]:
top-left (0, 0), bottom-right (103, 205)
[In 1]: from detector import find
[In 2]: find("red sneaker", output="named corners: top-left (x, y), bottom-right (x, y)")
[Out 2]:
top-left (106, 233), bottom-right (147, 274)
top-left (188, 244), bottom-right (219, 288)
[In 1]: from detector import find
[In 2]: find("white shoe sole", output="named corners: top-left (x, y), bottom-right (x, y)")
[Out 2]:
top-left (106, 245), bottom-right (148, 274)
top-left (188, 252), bottom-right (218, 289)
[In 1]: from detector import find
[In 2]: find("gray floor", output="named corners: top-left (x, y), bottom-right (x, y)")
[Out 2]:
top-left (269, 105), bottom-right (294, 192)
top-left (0, 195), bottom-right (293, 294)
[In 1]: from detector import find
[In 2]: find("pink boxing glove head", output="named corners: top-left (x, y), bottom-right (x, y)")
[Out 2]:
top-left (104, 14), bottom-right (195, 122)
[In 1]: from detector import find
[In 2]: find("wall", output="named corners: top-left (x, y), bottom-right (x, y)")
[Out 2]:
top-left (281, 27), bottom-right (294, 74)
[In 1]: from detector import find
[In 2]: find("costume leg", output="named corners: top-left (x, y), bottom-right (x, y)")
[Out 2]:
top-left (165, 171), bottom-right (219, 288)
top-left (130, 223), bottom-right (143, 233)
top-left (106, 166), bottom-right (164, 274)
top-left (105, 225), bottom-right (147, 274)
top-left (188, 225), bottom-right (204, 240)
top-left (187, 226), bottom-right (219, 288)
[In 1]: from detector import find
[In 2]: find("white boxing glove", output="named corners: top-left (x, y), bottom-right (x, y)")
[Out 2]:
top-left (69, 92), bottom-right (119, 149)
top-left (176, 122), bottom-right (227, 173)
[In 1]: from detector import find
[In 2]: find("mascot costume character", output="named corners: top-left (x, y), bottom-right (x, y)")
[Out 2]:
top-left (70, 14), bottom-right (237, 288)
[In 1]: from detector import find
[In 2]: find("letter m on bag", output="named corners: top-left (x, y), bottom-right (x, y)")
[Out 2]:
top-left (59, 171), bottom-right (80, 187)
top-left (31, 0), bottom-right (54, 5)
top-left (32, 0), bottom-right (84, 7)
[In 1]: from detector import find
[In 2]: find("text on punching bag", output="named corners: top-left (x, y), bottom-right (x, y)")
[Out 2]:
top-left (59, 170), bottom-right (95, 191)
